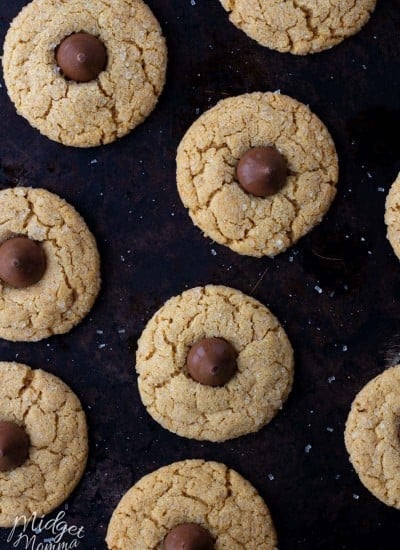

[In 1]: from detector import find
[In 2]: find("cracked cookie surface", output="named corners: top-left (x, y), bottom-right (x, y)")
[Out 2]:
top-left (177, 92), bottom-right (338, 257)
top-left (2, 0), bottom-right (167, 147)
top-left (0, 362), bottom-right (88, 527)
top-left (0, 187), bottom-right (100, 342)
top-left (385, 173), bottom-right (400, 260)
top-left (136, 285), bottom-right (294, 442)
top-left (345, 365), bottom-right (400, 509)
top-left (219, 0), bottom-right (377, 55)
top-left (106, 459), bottom-right (277, 549)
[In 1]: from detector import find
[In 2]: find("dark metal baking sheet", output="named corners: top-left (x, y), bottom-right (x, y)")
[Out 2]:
top-left (0, 1), bottom-right (400, 548)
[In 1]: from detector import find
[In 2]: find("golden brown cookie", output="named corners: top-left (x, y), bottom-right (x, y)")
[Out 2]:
top-left (106, 459), bottom-right (277, 549)
top-left (2, 0), bottom-right (167, 147)
top-left (344, 365), bottom-right (400, 509)
top-left (136, 285), bottom-right (294, 442)
top-left (0, 187), bottom-right (100, 342)
top-left (0, 362), bottom-right (88, 527)
top-left (219, 0), bottom-right (377, 55)
top-left (385, 172), bottom-right (400, 260)
top-left (177, 92), bottom-right (338, 257)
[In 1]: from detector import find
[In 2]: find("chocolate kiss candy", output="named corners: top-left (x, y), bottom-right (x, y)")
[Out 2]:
top-left (187, 337), bottom-right (237, 387)
top-left (236, 146), bottom-right (288, 197)
top-left (0, 421), bottom-right (30, 472)
top-left (0, 236), bottom-right (46, 288)
top-left (163, 523), bottom-right (214, 550)
top-left (56, 32), bottom-right (107, 82)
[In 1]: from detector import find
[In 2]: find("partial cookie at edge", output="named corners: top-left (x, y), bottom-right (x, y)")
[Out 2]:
top-left (0, 187), bottom-right (100, 342)
top-left (385, 173), bottom-right (400, 260)
top-left (345, 365), bottom-right (400, 509)
top-left (0, 362), bottom-right (88, 527)
top-left (219, 0), bottom-right (377, 55)
top-left (106, 459), bottom-right (277, 549)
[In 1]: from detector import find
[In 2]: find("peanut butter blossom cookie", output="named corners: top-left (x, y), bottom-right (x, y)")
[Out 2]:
top-left (177, 92), bottom-right (338, 257)
top-left (385, 172), bottom-right (400, 260)
top-left (218, 0), bottom-right (377, 55)
top-left (345, 366), bottom-right (400, 509)
top-left (0, 362), bottom-right (88, 527)
top-left (106, 460), bottom-right (277, 549)
top-left (136, 285), bottom-right (294, 442)
top-left (0, 187), bottom-right (100, 342)
top-left (2, 0), bottom-right (167, 147)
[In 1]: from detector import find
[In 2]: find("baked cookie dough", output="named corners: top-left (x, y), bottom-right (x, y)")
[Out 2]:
top-left (0, 362), bottom-right (88, 527)
top-left (219, 0), bottom-right (377, 55)
top-left (177, 92), bottom-right (338, 257)
top-left (106, 459), bottom-right (277, 549)
top-left (2, 0), bottom-right (167, 147)
top-left (345, 365), bottom-right (400, 509)
top-left (385, 172), bottom-right (400, 260)
top-left (136, 285), bottom-right (294, 442)
top-left (0, 187), bottom-right (100, 342)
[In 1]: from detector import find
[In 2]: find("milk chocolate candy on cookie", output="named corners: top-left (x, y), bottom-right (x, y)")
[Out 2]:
top-left (136, 285), bottom-right (294, 442)
top-left (237, 146), bottom-right (288, 197)
top-left (0, 421), bottom-right (30, 472)
top-left (177, 92), bottom-right (339, 258)
top-left (3, 0), bottom-right (167, 147)
top-left (187, 337), bottom-right (237, 386)
top-left (0, 187), bottom-right (101, 342)
top-left (106, 460), bottom-right (278, 549)
top-left (0, 236), bottom-right (46, 288)
top-left (0, 362), bottom-right (89, 528)
top-left (56, 33), bottom-right (107, 82)
top-left (163, 523), bottom-right (214, 550)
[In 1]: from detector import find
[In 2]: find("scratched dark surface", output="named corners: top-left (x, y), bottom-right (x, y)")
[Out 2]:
top-left (0, 1), bottom-right (400, 549)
